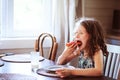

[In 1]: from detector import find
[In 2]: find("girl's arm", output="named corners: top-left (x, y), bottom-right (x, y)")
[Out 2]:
top-left (57, 50), bottom-right (77, 65)
top-left (57, 41), bottom-right (82, 65)
top-left (57, 44), bottom-right (80, 65)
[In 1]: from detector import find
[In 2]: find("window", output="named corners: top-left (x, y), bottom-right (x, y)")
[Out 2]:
top-left (0, 0), bottom-right (54, 49)
top-left (1, 0), bottom-right (52, 38)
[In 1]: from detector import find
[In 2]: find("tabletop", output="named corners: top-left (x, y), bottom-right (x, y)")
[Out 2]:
top-left (0, 57), bottom-right (116, 80)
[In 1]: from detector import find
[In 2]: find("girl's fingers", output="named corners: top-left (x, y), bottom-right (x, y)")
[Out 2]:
top-left (66, 40), bottom-right (82, 47)
top-left (56, 69), bottom-right (64, 73)
top-left (60, 76), bottom-right (65, 78)
top-left (56, 72), bottom-right (64, 78)
top-left (56, 69), bottom-right (66, 78)
top-left (66, 41), bottom-right (75, 47)
top-left (68, 43), bottom-right (77, 49)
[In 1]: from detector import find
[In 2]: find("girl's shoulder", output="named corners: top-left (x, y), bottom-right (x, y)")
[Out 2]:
top-left (93, 49), bottom-right (103, 59)
top-left (94, 49), bottom-right (103, 55)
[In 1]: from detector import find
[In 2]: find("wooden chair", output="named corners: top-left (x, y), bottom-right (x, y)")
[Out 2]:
top-left (34, 33), bottom-right (58, 61)
top-left (104, 44), bottom-right (120, 79)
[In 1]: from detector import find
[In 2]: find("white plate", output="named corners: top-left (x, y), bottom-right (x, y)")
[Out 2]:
top-left (37, 65), bottom-right (75, 77)
top-left (1, 54), bottom-right (44, 63)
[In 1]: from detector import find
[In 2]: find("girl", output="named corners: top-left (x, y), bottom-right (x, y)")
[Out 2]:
top-left (56, 18), bottom-right (108, 78)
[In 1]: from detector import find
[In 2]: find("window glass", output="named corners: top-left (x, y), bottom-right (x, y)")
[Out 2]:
top-left (1, 0), bottom-right (52, 38)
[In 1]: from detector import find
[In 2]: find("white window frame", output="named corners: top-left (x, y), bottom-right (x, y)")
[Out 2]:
top-left (1, 0), bottom-right (13, 38)
top-left (0, 0), bottom-right (53, 49)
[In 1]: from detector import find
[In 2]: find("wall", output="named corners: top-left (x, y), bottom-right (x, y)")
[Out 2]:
top-left (76, 0), bottom-right (82, 18)
top-left (76, 0), bottom-right (120, 45)
top-left (76, 0), bottom-right (115, 34)
top-left (115, 0), bottom-right (120, 10)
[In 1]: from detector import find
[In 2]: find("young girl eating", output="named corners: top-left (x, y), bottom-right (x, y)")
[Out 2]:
top-left (56, 18), bottom-right (108, 78)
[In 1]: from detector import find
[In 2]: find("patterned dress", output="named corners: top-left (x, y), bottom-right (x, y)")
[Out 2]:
top-left (78, 52), bottom-right (94, 68)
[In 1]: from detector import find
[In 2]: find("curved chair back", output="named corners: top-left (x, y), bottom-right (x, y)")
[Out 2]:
top-left (34, 33), bottom-right (58, 61)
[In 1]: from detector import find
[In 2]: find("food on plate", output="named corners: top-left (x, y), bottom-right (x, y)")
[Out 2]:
top-left (66, 40), bottom-right (82, 47)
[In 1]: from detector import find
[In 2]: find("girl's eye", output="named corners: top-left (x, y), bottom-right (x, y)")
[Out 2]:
top-left (79, 32), bottom-right (83, 34)
top-left (73, 32), bottom-right (78, 36)
top-left (73, 32), bottom-right (83, 37)
top-left (77, 32), bottom-right (83, 35)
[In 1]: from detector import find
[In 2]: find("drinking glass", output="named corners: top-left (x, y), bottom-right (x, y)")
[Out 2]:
top-left (30, 51), bottom-right (39, 71)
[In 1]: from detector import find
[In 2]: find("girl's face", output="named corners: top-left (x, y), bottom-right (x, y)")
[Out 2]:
top-left (73, 25), bottom-right (90, 50)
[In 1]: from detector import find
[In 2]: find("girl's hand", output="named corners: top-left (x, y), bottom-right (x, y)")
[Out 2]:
top-left (65, 41), bottom-right (81, 56)
top-left (65, 40), bottom-right (82, 55)
top-left (73, 46), bottom-right (81, 56)
top-left (56, 41), bottom-right (82, 65)
top-left (66, 41), bottom-right (75, 47)
top-left (57, 43), bottom-right (78, 65)
top-left (66, 40), bottom-right (82, 47)
top-left (63, 42), bottom-right (77, 57)
top-left (55, 68), bottom-right (72, 78)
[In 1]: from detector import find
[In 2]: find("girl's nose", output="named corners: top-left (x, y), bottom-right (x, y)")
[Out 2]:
top-left (75, 33), bottom-right (80, 38)
top-left (73, 34), bottom-right (79, 40)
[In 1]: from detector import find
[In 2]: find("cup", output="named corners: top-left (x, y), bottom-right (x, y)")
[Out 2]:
top-left (30, 51), bottom-right (40, 71)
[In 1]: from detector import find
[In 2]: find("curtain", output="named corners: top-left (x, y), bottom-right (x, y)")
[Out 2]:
top-left (67, 0), bottom-right (78, 42)
top-left (52, 0), bottom-right (78, 44)
top-left (51, 0), bottom-right (79, 62)
top-left (52, 0), bottom-right (64, 43)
